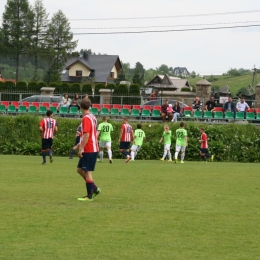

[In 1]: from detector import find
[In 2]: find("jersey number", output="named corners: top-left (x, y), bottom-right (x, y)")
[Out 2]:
top-left (177, 132), bottom-right (184, 138)
top-left (138, 132), bottom-right (143, 138)
top-left (102, 125), bottom-right (109, 132)
top-left (47, 121), bottom-right (53, 129)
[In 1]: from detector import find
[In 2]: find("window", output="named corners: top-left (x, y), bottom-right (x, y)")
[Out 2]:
top-left (110, 72), bottom-right (114, 79)
top-left (76, 70), bottom-right (82, 77)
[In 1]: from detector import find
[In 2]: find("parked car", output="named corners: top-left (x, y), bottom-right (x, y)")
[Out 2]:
top-left (20, 95), bottom-right (62, 104)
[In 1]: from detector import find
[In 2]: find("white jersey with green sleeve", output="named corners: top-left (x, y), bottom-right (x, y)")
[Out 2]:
top-left (162, 130), bottom-right (172, 145)
top-left (134, 129), bottom-right (146, 146)
top-left (176, 128), bottom-right (187, 146)
top-left (98, 122), bottom-right (113, 142)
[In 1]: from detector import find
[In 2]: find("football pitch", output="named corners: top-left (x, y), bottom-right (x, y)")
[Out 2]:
top-left (1, 155), bottom-right (260, 260)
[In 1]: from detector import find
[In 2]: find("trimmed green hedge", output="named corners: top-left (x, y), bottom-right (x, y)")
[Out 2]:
top-left (0, 114), bottom-right (260, 162)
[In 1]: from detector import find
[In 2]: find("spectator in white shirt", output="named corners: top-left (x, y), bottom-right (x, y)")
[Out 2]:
top-left (236, 97), bottom-right (249, 118)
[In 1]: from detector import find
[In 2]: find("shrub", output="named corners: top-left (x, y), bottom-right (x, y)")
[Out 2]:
top-left (0, 81), bottom-right (5, 90)
top-left (70, 83), bottom-right (81, 93)
top-left (1, 115), bottom-right (260, 162)
top-left (28, 81), bottom-right (40, 91)
top-left (38, 82), bottom-right (47, 88)
top-left (59, 82), bottom-right (70, 93)
top-left (4, 81), bottom-right (15, 90)
top-left (16, 81), bottom-right (28, 90)
top-left (181, 87), bottom-right (191, 92)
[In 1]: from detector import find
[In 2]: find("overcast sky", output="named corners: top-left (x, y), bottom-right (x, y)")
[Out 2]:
top-left (1, 0), bottom-right (260, 75)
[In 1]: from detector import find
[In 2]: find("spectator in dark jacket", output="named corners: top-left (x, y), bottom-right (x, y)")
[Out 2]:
top-left (224, 96), bottom-right (236, 113)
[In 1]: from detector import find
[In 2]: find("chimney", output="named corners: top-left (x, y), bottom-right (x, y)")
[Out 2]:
top-left (83, 52), bottom-right (88, 60)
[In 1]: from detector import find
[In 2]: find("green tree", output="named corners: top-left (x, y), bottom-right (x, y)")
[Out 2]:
top-left (114, 71), bottom-right (126, 85)
top-left (157, 64), bottom-right (169, 74)
top-left (135, 62), bottom-right (145, 74)
top-left (190, 71), bottom-right (196, 78)
top-left (44, 10), bottom-right (77, 83)
top-left (30, 0), bottom-right (49, 81)
top-left (0, 0), bottom-right (34, 81)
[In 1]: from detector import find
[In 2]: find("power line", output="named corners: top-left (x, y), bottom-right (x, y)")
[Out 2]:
top-left (72, 24), bottom-right (260, 35)
top-left (1, 9), bottom-right (260, 22)
top-left (68, 10), bottom-right (260, 21)
top-left (70, 20), bottom-right (260, 30)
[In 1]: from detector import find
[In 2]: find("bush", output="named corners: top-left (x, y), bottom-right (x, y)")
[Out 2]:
top-left (28, 81), bottom-right (40, 91)
top-left (16, 81), bottom-right (28, 90)
top-left (38, 82), bottom-right (47, 88)
top-left (181, 87), bottom-right (191, 92)
top-left (59, 82), bottom-right (70, 93)
top-left (70, 83), bottom-right (81, 93)
top-left (1, 115), bottom-right (260, 162)
top-left (0, 81), bottom-right (5, 90)
top-left (4, 81), bottom-right (15, 90)
top-left (93, 83), bottom-right (105, 103)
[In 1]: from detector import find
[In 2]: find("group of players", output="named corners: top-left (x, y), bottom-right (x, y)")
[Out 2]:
top-left (39, 98), bottom-right (214, 201)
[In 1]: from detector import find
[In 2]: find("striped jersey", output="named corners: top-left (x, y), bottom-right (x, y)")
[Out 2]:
top-left (121, 123), bottom-right (132, 142)
top-left (80, 113), bottom-right (99, 153)
top-left (200, 133), bottom-right (208, 149)
top-left (39, 118), bottom-right (57, 139)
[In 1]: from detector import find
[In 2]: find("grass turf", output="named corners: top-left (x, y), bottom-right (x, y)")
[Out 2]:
top-left (1, 155), bottom-right (260, 260)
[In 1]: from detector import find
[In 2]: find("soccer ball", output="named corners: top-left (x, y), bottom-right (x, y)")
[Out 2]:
top-left (149, 125), bottom-right (151, 127)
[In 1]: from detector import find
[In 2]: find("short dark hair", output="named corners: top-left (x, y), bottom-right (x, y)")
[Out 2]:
top-left (103, 116), bottom-right (108, 121)
top-left (46, 110), bottom-right (53, 117)
top-left (80, 99), bottom-right (91, 110)
top-left (137, 123), bottom-right (142, 129)
top-left (180, 122), bottom-right (184, 127)
top-left (123, 117), bottom-right (128, 122)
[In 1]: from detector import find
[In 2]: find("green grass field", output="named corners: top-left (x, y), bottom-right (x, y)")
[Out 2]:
top-left (1, 155), bottom-right (260, 260)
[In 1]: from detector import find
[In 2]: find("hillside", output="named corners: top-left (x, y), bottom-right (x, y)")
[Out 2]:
top-left (188, 73), bottom-right (255, 96)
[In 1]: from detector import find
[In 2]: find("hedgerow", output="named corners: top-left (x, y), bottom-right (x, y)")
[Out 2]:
top-left (0, 114), bottom-right (260, 162)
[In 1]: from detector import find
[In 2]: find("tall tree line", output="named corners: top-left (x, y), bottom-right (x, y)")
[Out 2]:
top-left (0, 0), bottom-right (77, 83)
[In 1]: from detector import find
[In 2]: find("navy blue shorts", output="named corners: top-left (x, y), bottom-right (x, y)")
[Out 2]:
top-left (42, 138), bottom-right (53, 150)
top-left (77, 152), bottom-right (98, 172)
top-left (119, 141), bottom-right (130, 150)
top-left (74, 136), bottom-right (80, 146)
top-left (200, 148), bottom-right (208, 154)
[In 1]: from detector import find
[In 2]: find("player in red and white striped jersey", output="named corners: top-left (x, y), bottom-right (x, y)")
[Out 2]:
top-left (118, 117), bottom-right (133, 163)
top-left (39, 110), bottom-right (58, 164)
top-left (199, 128), bottom-right (214, 162)
top-left (77, 99), bottom-right (100, 202)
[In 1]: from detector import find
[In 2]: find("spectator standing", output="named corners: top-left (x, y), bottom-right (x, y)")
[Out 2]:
top-left (150, 91), bottom-right (157, 101)
top-left (236, 97), bottom-right (250, 118)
